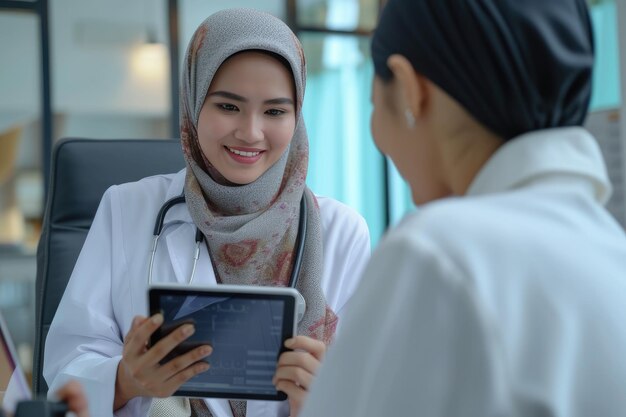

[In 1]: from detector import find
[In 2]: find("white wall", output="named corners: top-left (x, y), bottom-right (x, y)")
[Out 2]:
top-left (0, 13), bottom-right (40, 130)
top-left (0, 0), bottom-right (170, 125)
top-left (51, 0), bottom-right (170, 116)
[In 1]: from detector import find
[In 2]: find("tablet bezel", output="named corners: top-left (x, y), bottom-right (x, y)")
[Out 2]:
top-left (148, 284), bottom-right (299, 401)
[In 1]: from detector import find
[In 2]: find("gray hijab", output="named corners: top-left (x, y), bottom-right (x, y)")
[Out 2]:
top-left (179, 8), bottom-right (337, 343)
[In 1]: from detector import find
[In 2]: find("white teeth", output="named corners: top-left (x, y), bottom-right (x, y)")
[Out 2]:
top-left (227, 147), bottom-right (261, 157)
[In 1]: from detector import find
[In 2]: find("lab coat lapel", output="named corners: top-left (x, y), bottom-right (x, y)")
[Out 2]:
top-left (163, 216), bottom-right (217, 286)
top-left (164, 223), bottom-right (198, 285)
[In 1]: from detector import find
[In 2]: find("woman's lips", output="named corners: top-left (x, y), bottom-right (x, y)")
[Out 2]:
top-left (225, 146), bottom-right (264, 164)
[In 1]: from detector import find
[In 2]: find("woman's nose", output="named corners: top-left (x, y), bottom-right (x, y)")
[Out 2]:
top-left (234, 114), bottom-right (264, 143)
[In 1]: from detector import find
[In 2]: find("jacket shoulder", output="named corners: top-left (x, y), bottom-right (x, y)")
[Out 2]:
top-left (316, 195), bottom-right (370, 241)
top-left (109, 170), bottom-right (182, 205)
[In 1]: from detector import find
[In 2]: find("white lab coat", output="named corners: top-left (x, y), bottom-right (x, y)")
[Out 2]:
top-left (43, 168), bottom-right (371, 417)
top-left (300, 127), bottom-right (626, 417)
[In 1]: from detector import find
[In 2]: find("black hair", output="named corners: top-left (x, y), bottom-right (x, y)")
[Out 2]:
top-left (371, 0), bottom-right (594, 140)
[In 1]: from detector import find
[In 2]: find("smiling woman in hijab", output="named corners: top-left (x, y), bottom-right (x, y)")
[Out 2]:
top-left (43, 8), bottom-right (370, 417)
top-left (300, 0), bottom-right (626, 416)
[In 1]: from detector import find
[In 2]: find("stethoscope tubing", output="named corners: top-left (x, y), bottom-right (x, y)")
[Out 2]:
top-left (289, 191), bottom-right (307, 289)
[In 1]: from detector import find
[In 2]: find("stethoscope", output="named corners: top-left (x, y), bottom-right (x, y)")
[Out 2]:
top-left (148, 193), bottom-right (308, 321)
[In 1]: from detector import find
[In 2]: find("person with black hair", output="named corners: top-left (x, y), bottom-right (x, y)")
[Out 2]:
top-left (300, 0), bottom-right (626, 416)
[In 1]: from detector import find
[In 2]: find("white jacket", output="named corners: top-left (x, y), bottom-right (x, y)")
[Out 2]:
top-left (43, 169), bottom-right (371, 417)
top-left (300, 127), bottom-right (626, 417)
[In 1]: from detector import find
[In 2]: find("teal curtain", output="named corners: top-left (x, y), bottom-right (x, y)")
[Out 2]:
top-left (301, 34), bottom-right (386, 246)
top-left (589, 0), bottom-right (621, 110)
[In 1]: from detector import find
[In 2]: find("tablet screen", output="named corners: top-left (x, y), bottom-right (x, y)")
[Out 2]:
top-left (149, 286), bottom-right (297, 401)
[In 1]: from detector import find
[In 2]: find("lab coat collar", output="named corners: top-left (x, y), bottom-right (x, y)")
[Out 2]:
top-left (162, 168), bottom-right (192, 224)
top-left (159, 168), bottom-right (217, 285)
top-left (165, 167), bottom-right (187, 199)
top-left (467, 127), bottom-right (612, 204)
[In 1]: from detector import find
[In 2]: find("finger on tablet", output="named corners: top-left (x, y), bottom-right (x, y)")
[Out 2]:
top-left (284, 336), bottom-right (326, 360)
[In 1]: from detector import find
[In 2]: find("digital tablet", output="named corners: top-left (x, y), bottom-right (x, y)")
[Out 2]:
top-left (148, 284), bottom-right (299, 401)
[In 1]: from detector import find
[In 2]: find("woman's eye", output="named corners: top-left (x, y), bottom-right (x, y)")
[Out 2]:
top-left (217, 103), bottom-right (238, 112)
top-left (266, 109), bottom-right (285, 116)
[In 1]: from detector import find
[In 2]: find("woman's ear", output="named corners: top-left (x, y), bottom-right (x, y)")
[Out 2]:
top-left (387, 54), bottom-right (429, 119)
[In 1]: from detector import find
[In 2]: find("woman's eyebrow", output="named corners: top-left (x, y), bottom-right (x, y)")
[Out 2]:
top-left (208, 91), bottom-right (247, 101)
top-left (208, 91), bottom-right (293, 106)
top-left (264, 97), bottom-right (294, 105)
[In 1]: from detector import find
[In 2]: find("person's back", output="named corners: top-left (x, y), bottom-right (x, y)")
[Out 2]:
top-left (302, 126), bottom-right (626, 417)
top-left (394, 127), bottom-right (626, 415)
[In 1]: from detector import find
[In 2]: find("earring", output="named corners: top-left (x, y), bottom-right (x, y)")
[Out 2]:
top-left (404, 109), bottom-right (416, 130)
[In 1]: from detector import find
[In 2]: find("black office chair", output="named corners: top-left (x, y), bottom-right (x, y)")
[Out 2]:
top-left (33, 138), bottom-right (185, 394)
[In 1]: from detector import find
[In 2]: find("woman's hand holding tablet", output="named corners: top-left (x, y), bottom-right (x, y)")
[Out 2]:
top-left (148, 284), bottom-right (300, 401)
top-left (114, 314), bottom-right (212, 410)
top-left (273, 336), bottom-right (327, 416)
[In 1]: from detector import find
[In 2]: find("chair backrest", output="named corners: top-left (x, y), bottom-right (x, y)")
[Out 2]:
top-left (33, 138), bottom-right (185, 394)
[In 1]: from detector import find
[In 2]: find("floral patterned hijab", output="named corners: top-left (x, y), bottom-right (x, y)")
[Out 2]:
top-left (180, 8), bottom-right (337, 344)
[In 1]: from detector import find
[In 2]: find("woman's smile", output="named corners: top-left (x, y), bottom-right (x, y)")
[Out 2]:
top-left (224, 145), bottom-right (265, 164)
